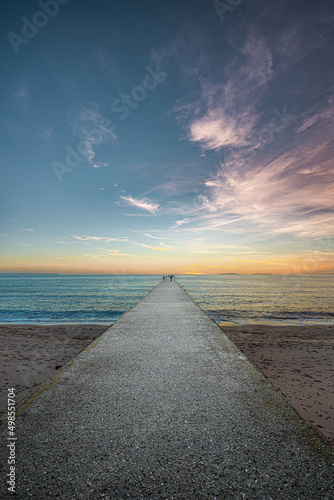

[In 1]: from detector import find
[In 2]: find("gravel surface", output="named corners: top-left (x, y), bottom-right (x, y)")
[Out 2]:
top-left (1, 280), bottom-right (333, 499)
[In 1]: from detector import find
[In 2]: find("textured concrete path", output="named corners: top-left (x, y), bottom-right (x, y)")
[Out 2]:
top-left (1, 280), bottom-right (333, 498)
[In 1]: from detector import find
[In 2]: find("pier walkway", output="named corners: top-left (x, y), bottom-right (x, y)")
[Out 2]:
top-left (1, 280), bottom-right (333, 498)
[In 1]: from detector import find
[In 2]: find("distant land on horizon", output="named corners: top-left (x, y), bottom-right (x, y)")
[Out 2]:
top-left (218, 273), bottom-right (239, 275)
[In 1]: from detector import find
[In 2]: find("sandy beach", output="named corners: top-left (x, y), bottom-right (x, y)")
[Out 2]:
top-left (222, 325), bottom-right (334, 447)
top-left (0, 324), bottom-right (109, 417)
top-left (1, 323), bottom-right (333, 449)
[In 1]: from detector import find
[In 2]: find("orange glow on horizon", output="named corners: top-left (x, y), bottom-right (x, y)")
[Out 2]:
top-left (0, 251), bottom-right (333, 275)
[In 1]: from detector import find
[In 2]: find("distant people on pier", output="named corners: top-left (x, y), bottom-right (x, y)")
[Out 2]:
top-left (162, 275), bottom-right (175, 281)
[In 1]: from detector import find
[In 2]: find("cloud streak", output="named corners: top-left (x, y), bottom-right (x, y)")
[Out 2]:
top-left (120, 195), bottom-right (160, 215)
top-left (72, 235), bottom-right (127, 243)
top-left (69, 104), bottom-right (116, 166)
top-left (135, 243), bottom-right (170, 252)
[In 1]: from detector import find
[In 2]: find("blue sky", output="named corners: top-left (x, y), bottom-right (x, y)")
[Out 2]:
top-left (1, 0), bottom-right (334, 274)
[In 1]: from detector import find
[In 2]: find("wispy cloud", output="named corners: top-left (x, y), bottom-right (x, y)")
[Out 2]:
top-left (296, 96), bottom-right (334, 134)
top-left (178, 242), bottom-right (271, 255)
top-left (169, 13), bottom-right (334, 242)
top-left (174, 30), bottom-right (275, 152)
top-left (176, 133), bottom-right (334, 238)
top-left (14, 242), bottom-right (30, 247)
top-left (22, 228), bottom-right (34, 232)
top-left (72, 235), bottom-right (127, 243)
top-left (81, 252), bottom-right (137, 258)
top-left (120, 195), bottom-right (160, 215)
top-left (12, 81), bottom-right (30, 110)
top-left (142, 233), bottom-right (163, 240)
top-left (69, 103), bottom-right (116, 165)
top-left (93, 162), bottom-right (109, 168)
top-left (100, 249), bottom-right (119, 253)
top-left (135, 243), bottom-right (171, 252)
top-left (123, 213), bottom-right (152, 217)
top-left (190, 110), bottom-right (256, 150)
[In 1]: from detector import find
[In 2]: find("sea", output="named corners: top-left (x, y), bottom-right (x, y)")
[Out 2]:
top-left (0, 274), bottom-right (333, 326)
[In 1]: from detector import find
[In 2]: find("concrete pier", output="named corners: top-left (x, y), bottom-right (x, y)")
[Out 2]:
top-left (1, 280), bottom-right (333, 498)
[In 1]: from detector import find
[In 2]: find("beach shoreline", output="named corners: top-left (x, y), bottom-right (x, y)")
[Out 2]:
top-left (221, 325), bottom-right (334, 448)
top-left (1, 323), bottom-right (333, 448)
top-left (0, 324), bottom-right (110, 417)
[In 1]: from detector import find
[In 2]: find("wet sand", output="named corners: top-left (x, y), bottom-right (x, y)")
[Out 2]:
top-left (0, 324), bottom-right (109, 416)
top-left (221, 325), bottom-right (334, 447)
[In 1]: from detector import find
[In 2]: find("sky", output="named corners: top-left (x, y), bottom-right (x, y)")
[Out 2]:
top-left (1, 0), bottom-right (334, 275)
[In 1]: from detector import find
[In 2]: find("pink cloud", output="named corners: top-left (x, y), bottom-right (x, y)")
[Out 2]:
top-left (174, 127), bottom-right (334, 239)
top-left (190, 110), bottom-right (255, 150)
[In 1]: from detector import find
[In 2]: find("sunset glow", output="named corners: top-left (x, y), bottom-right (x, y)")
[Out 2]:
top-left (1, 1), bottom-right (333, 275)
